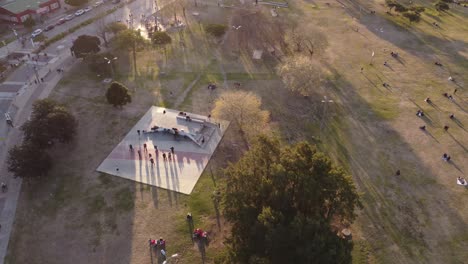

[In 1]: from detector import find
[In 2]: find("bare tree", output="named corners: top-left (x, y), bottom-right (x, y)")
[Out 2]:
top-left (276, 55), bottom-right (327, 96)
top-left (212, 91), bottom-right (270, 142)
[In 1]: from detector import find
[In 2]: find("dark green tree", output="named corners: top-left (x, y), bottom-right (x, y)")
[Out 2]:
top-left (21, 99), bottom-right (78, 148)
top-left (106, 82), bottom-right (132, 107)
top-left (223, 136), bottom-right (361, 264)
top-left (23, 16), bottom-right (35, 30)
top-left (152, 31), bottom-right (172, 61)
top-left (71, 35), bottom-right (101, 58)
top-left (435, 1), bottom-right (450, 11)
top-left (114, 29), bottom-right (147, 77)
top-left (64, 0), bottom-right (88, 6)
top-left (7, 143), bottom-right (52, 179)
top-left (205, 24), bottom-right (227, 38)
top-left (85, 52), bottom-right (116, 77)
top-left (403, 11), bottom-right (421, 23)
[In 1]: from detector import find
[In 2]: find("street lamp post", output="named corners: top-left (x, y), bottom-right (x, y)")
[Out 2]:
top-left (104, 56), bottom-right (118, 78)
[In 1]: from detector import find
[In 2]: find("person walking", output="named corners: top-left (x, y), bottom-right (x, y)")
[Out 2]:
top-left (163, 153), bottom-right (167, 161)
top-left (137, 130), bottom-right (141, 136)
top-left (1, 182), bottom-right (7, 193)
top-left (170, 146), bottom-right (174, 154)
top-left (129, 144), bottom-right (133, 151)
top-left (150, 158), bottom-right (154, 166)
top-left (138, 150), bottom-right (142, 159)
top-left (143, 143), bottom-right (147, 152)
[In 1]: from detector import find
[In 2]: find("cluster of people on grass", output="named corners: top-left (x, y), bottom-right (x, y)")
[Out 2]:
top-left (382, 50), bottom-right (463, 186)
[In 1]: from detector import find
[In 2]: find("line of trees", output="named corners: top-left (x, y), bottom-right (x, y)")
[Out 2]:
top-left (7, 99), bottom-right (78, 179)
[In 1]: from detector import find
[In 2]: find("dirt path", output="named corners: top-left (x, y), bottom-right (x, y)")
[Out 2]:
top-left (173, 73), bottom-right (202, 108)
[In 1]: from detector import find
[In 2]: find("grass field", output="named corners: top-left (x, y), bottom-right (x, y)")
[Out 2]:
top-left (6, 0), bottom-right (468, 263)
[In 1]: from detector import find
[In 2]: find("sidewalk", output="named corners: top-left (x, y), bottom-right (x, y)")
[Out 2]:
top-left (0, 54), bottom-right (76, 263)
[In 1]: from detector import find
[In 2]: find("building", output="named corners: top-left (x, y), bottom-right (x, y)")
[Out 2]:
top-left (0, 0), bottom-right (61, 24)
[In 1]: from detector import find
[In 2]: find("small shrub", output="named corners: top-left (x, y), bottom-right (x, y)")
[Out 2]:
top-left (435, 1), bottom-right (450, 11)
top-left (205, 24), bottom-right (227, 38)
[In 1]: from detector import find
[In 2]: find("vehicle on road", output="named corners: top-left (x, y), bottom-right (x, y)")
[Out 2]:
top-left (44, 24), bottom-right (55, 31)
top-left (84, 6), bottom-right (92, 12)
top-left (75, 9), bottom-right (85, 16)
top-left (93, 0), bottom-right (104, 7)
top-left (56, 18), bottom-right (66, 25)
top-left (65, 14), bottom-right (74, 21)
top-left (31, 29), bottom-right (43, 38)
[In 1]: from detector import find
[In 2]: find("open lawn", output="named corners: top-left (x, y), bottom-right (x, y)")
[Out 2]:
top-left (6, 0), bottom-right (468, 263)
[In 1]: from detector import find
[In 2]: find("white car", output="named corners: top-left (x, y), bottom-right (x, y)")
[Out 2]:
top-left (84, 6), bottom-right (92, 12)
top-left (93, 0), bottom-right (104, 7)
top-left (31, 29), bottom-right (43, 38)
top-left (65, 14), bottom-right (75, 21)
top-left (75, 9), bottom-right (85, 16)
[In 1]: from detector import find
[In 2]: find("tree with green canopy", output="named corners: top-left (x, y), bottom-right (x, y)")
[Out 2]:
top-left (23, 16), bottom-right (35, 30)
top-left (106, 81), bottom-right (132, 107)
top-left (7, 143), bottom-right (52, 179)
top-left (223, 136), bottom-right (361, 263)
top-left (85, 52), bottom-right (116, 77)
top-left (21, 99), bottom-right (78, 148)
top-left (71, 35), bottom-right (101, 58)
top-left (151, 31), bottom-right (172, 61)
top-left (114, 29), bottom-right (147, 77)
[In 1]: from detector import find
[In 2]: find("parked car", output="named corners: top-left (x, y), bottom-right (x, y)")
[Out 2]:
top-left (31, 29), bottom-right (43, 38)
top-left (84, 6), bottom-right (93, 12)
top-left (93, 0), bottom-right (104, 7)
top-left (75, 9), bottom-right (85, 16)
top-left (111, 0), bottom-right (120, 4)
top-left (65, 14), bottom-right (75, 21)
top-left (56, 17), bottom-right (66, 25)
top-left (44, 24), bottom-right (55, 31)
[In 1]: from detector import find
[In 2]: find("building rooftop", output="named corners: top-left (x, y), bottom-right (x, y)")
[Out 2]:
top-left (1, 0), bottom-right (46, 14)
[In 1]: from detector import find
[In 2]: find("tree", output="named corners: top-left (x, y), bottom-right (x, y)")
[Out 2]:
top-left (7, 143), bottom-right (52, 179)
top-left (394, 3), bottom-right (408, 12)
top-left (106, 21), bottom-right (127, 34)
top-left (205, 24), bottom-right (227, 38)
top-left (21, 99), bottom-right (78, 148)
top-left (114, 29), bottom-right (147, 77)
top-left (85, 52), bottom-right (116, 77)
top-left (23, 16), bottom-right (35, 30)
top-left (152, 31), bottom-right (172, 61)
top-left (403, 11), bottom-right (421, 23)
top-left (212, 91), bottom-right (269, 141)
top-left (385, 0), bottom-right (398, 12)
top-left (65, 0), bottom-right (88, 6)
top-left (435, 1), bottom-right (450, 11)
top-left (409, 5), bottom-right (425, 14)
top-left (276, 55), bottom-right (327, 96)
top-left (106, 82), bottom-right (132, 107)
top-left (223, 136), bottom-right (361, 263)
top-left (71, 35), bottom-right (101, 58)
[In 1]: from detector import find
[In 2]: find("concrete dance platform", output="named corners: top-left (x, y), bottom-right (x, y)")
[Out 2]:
top-left (97, 106), bottom-right (229, 194)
